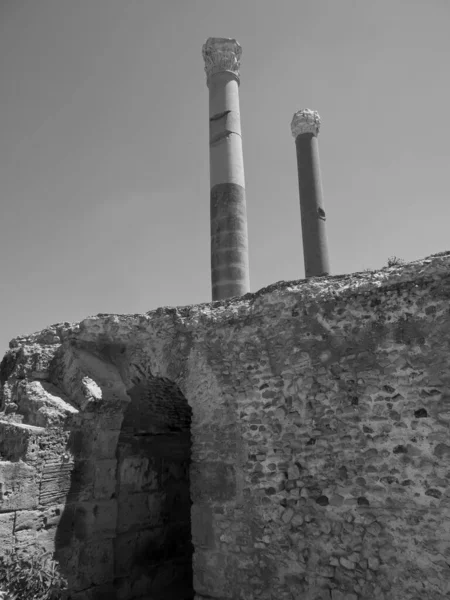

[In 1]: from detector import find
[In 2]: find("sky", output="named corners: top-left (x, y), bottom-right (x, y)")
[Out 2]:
top-left (0, 0), bottom-right (449, 352)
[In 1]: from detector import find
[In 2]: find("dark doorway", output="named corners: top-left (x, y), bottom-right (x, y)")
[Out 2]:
top-left (114, 375), bottom-right (194, 600)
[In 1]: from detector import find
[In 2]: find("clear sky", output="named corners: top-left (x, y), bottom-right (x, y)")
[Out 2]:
top-left (0, 0), bottom-right (449, 352)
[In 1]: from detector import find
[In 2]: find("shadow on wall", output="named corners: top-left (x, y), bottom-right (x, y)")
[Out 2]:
top-left (54, 370), bottom-right (194, 600)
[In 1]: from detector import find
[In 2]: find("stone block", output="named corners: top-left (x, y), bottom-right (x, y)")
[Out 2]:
top-left (115, 531), bottom-right (139, 577)
top-left (116, 492), bottom-right (163, 534)
top-left (191, 503), bottom-right (215, 549)
top-left (0, 461), bottom-right (39, 510)
top-left (76, 539), bottom-right (114, 590)
top-left (190, 461), bottom-right (236, 502)
top-left (70, 427), bottom-right (120, 460)
top-left (93, 459), bottom-right (117, 499)
top-left (117, 455), bottom-right (158, 493)
top-left (73, 500), bottom-right (117, 541)
top-left (39, 457), bottom-right (73, 505)
top-left (15, 504), bottom-right (64, 532)
top-left (15, 526), bottom-right (56, 553)
top-left (192, 550), bottom-right (228, 598)
top-left (68, 460), bottom-right (95, 501)
top-left (0, 512), bottom-right (15, 551)
top-left (0, 421), bottom-right (45, 463)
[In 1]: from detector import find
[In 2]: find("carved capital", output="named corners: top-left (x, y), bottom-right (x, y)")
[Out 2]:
top-left (202, 37), bottom-right (242, 84)
top-left (291, 109), bottom-right (321, 138)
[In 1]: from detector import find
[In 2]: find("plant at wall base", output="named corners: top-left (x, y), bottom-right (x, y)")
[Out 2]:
top-left (0, 550), bottom-right (68, 600)
top-left (386, 256), bottom-right (405, 267)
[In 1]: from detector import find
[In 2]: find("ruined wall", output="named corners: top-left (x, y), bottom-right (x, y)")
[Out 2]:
top-left (1, 253), bottom-right (450, 600)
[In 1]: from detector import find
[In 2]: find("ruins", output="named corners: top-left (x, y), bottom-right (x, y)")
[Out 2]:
top-left (0, 37), bottom-right (449, 600)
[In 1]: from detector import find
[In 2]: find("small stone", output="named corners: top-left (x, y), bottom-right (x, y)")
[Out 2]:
top-left (414, 408), bottom-right (428, 418)
top-left (330, 494), bottom-right (345, 507)
top-left (282, 508), bottom-right (294, 523)
top-left (359, 559), bottom-right (368, 569)
top-left (291, 514), bottom-right (304, 527)
top-left (317, 565), bottom-right (334, 578)
top-left (320, 520), bottom-right (331, 534)
top-left (434, 443), bottom-right (450, 458)
top-left (340, 557), bottom-right (356, 570)
top-left (379, 545), bottom-right (395, 562)
top-left (366, 522), bottom-right (382, 536)
top-left (368, 556), bottom-right (380, 570)
top-left (288, 464), bottom-right (301, 479)
top-left (275, 406), bottom-right (286, 418)
top-left (357, 496), bottom-right (370, 506)
top-left (316, 495), bottom-right (329, 506)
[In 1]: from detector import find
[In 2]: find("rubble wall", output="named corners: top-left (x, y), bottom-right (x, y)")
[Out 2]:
top-left (1, 253), bottom-right (450, 600)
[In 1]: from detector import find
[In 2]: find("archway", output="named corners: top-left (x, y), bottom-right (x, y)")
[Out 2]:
top-left (114, 375), bottom-right (194, 599)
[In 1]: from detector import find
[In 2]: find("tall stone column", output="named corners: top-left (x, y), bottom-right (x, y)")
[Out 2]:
top-left (202, 38), bottom-right (250, 301)
top-left (291, 109), bottom-right (331, 277)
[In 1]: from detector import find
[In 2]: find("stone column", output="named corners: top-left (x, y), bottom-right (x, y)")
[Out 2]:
top-left (291, 109), bottom-right (331, 277)
top-left (202, 38), bottom-right (250, 301)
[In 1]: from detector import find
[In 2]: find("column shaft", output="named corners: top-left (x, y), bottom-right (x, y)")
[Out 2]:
top-left (295, 132), bottom-right (330, 277)
top-left (209, 73), bottom-right (249, 300)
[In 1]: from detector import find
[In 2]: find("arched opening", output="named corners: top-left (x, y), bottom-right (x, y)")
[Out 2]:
top-left (114, 375), bottom-right (194, 599)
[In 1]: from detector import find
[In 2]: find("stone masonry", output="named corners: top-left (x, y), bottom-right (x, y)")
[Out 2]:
top-left (1, 252), bottom-right (450, 599)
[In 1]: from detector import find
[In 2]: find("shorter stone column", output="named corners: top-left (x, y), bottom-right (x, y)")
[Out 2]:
top-left (291, 109), bottom-right (331, 277)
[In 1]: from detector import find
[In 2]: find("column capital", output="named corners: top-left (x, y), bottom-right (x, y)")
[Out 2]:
top-left (291, 109), bottom-right (321, 138)
top-left (202, 37), bottom-right (242, 84)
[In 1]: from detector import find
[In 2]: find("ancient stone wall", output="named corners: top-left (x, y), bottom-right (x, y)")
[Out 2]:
top-left (1, 253), bottom-right (450, 599)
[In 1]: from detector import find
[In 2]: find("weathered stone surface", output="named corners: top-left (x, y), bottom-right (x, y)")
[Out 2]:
top-left (0, 461), bottom-right (39, 511)
top-left (0, 512), bottom-right (15, 551)
top-left (2, 252), bottom-right (450, 599)
top-left (0, 421), bottom-right (45, 463)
